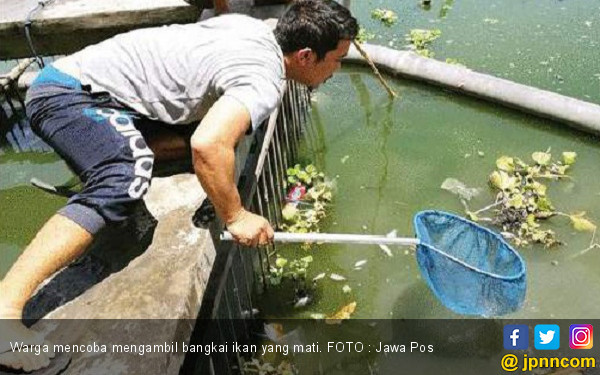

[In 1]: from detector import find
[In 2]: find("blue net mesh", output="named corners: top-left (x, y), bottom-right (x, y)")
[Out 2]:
top-left (414, 210), bottom-right (526, 316)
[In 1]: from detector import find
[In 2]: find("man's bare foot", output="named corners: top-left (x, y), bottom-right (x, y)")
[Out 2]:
top-left (0, 306), bottom-right (55, 372)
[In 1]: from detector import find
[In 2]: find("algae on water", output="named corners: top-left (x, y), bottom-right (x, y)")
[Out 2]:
top-left (407, 29), bottom-right (442, 58)
top-left (371, 8), bottom-right (398, 27)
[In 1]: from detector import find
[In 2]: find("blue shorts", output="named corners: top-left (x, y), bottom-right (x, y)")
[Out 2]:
top-left (25, 66), bottom-right (183, 234)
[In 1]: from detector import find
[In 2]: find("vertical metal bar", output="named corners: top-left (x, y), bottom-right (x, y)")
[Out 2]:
top-left (272, 125), bottom-right (288, 215)
top-left (259, 171), bottom-right (274, 225)
top-left (285, 88), bottom-right (299, 160)
top-left (251, 194), bottom-right (268, 290)
top-left (265, 150), bottom-right (282, 228)
top-left (1, 87), bottom-right (17, 114)
top-left (253, 183), bottom-right (271, 272)
top-left (10, 84), bottom-right (26, 110)
top-left (275, 117), bottom-right (290, 175)
top-left (289, 82), bottom-right (300, 142)
top-left (280, 96), bottom-right (296, 163)
top-left (237, 243), bottom-right (255, 315)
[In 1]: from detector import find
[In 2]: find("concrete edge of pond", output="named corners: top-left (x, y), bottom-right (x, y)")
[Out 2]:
top-left (30, 174), bottom-right (216, 375)
top-left (344, 43), bottom-right (600, 136)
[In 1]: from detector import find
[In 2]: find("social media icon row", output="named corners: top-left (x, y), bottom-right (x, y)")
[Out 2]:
top-left (503, 324), bottom-right (593, 350)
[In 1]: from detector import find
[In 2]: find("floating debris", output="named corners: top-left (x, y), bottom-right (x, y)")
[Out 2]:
top-left (341, 155), bottom-right (350, 164)
top-left (441, 178), bottom-right (481, 201)
top-left (326, 302), bottom-right (357, 324)
top-left (330, 273), bottom-right (347, 281)
top-left (342, 285), bottom-right (352, 294)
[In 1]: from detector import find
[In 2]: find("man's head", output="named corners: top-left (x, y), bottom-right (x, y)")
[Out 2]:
top-left (275, 0), bottom-right (358, 89)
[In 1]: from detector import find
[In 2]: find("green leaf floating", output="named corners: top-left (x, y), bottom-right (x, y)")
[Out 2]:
top-left (532, 151), bottom-right (551, 166)
top-left (562, 152), bottom-right (577, 165)
top-left (570, 212), bottom-right (597, 232)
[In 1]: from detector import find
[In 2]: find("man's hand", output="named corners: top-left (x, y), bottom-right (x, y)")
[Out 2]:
top-left (226, 209), bottom-right (274, 247)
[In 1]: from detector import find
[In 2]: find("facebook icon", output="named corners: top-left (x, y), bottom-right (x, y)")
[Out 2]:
top-left (504, 325), bottom-right (529, 350)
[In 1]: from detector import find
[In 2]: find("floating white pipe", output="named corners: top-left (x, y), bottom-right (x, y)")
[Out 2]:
top-left (344, 43), bottom-right (600, 136)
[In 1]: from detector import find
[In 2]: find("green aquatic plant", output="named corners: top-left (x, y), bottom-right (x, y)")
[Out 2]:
top-left (285, 163), bottom-right (323, 186)
top-left (445, 58), bottom-right (466, 67)
top-left (355, 26), bottom-right (375, 44)
top-left (268, 256), bottom-right (313, 286)
top-left (371, 8), bottom-right (398, 27)
top-left (407, 29), bottom-right (441, 58)
top-left (448, 150), bottom-right (596, 247)
top-left (281, 164), bottom-right (333, 235)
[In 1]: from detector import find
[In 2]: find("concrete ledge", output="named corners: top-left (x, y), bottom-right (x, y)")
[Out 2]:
top-left (0, 0), bottom-right (201, 58)
top-left (31, 174), bottom-right (216, 374)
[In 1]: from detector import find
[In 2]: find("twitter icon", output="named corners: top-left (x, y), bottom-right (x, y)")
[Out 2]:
top-left (535, 325), bottom-right (560, 350)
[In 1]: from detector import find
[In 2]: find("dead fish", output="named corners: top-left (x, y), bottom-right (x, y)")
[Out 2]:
top-left (294, 296), bottom-right (311, 308)
top-left (312, 272), bottom-right (326, 282)
top-left (330, 273), bottom-right (346, 281)
top-left (378, 229), bottom-right (397, 257)
top-left (354, 259), bottom-right (367, 268)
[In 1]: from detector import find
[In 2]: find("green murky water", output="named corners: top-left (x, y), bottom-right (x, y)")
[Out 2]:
top-left (0, 1), bottom-right (598, 320)
top-left (0, 151), bottom-right (72, 277)
top-left (257, 0), bottom-right (600, 319)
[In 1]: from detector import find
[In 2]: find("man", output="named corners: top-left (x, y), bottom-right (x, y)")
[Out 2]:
top-left (0, 0), bottom-right (357, 371)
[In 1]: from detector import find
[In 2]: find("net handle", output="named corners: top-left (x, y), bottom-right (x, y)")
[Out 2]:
top-left (221, 231), bottom-right (419, 246)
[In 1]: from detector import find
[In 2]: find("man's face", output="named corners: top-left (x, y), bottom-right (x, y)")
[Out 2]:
top-left (298, 39), bottom-right (351, 90)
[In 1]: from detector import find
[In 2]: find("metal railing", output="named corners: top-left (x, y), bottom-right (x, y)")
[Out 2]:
top-left (183, 81), bottom-right (311, 375)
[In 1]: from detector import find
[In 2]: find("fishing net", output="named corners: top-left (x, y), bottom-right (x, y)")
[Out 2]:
top-left (414, 210), bottom-right (526, 316)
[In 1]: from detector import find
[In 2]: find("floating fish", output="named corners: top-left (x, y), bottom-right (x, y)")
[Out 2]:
top-left (354, 260), bottom-right (367, 268)
top-left (312, 273), bottom-right (326, 281)
top-left (378, 229), bottom-right (397, 257)
top-left (294, 296), bottom-right (311, 308)
top-left (330, 273), bottom-right (346, 281)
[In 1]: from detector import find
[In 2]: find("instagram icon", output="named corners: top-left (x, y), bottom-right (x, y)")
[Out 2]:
top-left (569, 325), bottom-right (593, 349)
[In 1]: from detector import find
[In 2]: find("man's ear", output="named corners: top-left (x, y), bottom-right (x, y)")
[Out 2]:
top-left (296, 48), bottom-right (314, 65)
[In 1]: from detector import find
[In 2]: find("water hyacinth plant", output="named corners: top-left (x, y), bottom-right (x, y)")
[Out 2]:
top-left (446, 150), bottom-right (596, 247)
top-left (281, 164), bottom-right (333, 235)
top-left (268, 255), bottom-right (314, 286)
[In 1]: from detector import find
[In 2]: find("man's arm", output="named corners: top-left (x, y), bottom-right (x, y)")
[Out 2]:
top-left (190, 96), bottom-right (274, 247)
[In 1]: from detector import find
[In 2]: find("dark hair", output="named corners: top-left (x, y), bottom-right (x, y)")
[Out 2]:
top-left (275, 0), bottom-right (359, 61)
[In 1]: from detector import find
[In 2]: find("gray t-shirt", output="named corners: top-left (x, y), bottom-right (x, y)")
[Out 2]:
top-left (54, 15), bottom-right (285, 129)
